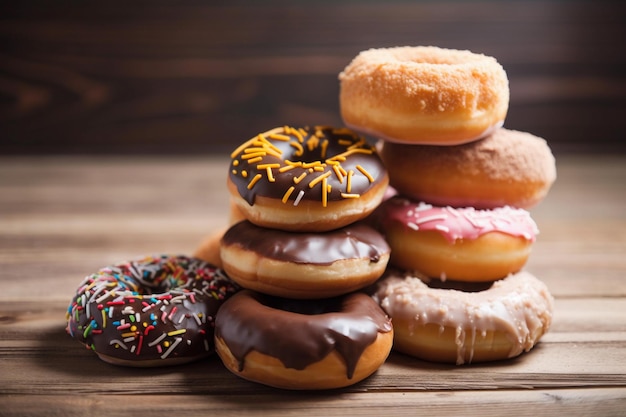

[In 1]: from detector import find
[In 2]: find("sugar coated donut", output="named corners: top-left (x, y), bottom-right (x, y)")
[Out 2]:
top-left (66, 255), bottom-right (240, 367)
top-left (228, 125), bottom-right (389, 232)
top-left (369, 197), bottom-right (538, 281)
top-left (215, 290), bottom-right (393, 389)
top-left (372, 270), bottom-right (554, 365)
top-left (339, 46), bottom-right (509, 145)
top-left (380, 128), bottom-right (557, 209)
top-left (220, 220), bottom-right (390, 298)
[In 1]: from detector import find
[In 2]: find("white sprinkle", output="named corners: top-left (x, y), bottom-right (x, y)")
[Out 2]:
top-left (96, 291), bottom-right (111, 304)
top-left (204, 339), bottom-right (210, 352)
top-left (407, 222), bottom-right (419, 231)
top-left (148, 332), bottom-right (167, 347)
top-left (415, 202), bottom-right (433, 211)
top-left (293, 190), bottom-right (305, 206)
top-left (193, 313), bottom-right (202, 326)
top-left (186, 339), bottom-right (192, 346)
top-left (415, 214), bottom-right (448, 224)
top-left (124, 336), bottom-right (136, 343)
top-left (171, 295), bottom-right (186, 304)
top-left (161, 337), bottom-right (183, 359)
top-left (130, 345), bottom-right (136, 353)
top-left (177, 314), bottom-right (186, 324)
top-left (108, 339), bottom-right (128, 350)
top-left (445, 206), bottom-right (462, 217)
top-left (135, 313), bottom-right (140, 323)
top-left (435, 224), bottom-right (450, 233)
top-left (108, 306), bottom-right (114, 318)
top-left (122, 306), bottom-right (135, 315)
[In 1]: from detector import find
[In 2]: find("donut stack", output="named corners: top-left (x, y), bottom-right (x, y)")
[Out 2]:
top-left (339, 46), bottom-right (557, 365)
top-left (210, 125), bottom-right (395, 389)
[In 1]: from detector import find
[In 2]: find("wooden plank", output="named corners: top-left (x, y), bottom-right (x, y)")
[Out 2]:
top-left (1, 389), bottom-right (626, 417)
top-left (1, 298), bottom-right (624, 395)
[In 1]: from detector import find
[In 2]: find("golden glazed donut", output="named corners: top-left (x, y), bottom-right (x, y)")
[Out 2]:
top-left (380, 128), bottom-right (557, 209)
top-left (372, 270), bottom-right (554, 365)
top-left (369, 197), bottom-right (539, 282)
top-left (339, 46), bottom-right (509, 145)
top-left (215, 290), bottom-right (393, 390)
top-left (220, 220), bottom-right (390, 299)
top-left (227, 125), bottom-right (388, 232)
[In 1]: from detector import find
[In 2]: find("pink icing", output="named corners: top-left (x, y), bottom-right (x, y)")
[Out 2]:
top-left (377, 197), bottom-right (538, 243)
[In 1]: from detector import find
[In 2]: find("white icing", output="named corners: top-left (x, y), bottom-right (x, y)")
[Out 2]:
top-left (373, 270), bottom-right (554, 364)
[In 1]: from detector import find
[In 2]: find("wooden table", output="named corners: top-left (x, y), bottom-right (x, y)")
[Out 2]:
top-left (1, 155), bottom-right (625, 416)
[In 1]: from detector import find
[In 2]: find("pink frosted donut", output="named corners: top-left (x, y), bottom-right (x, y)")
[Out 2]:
top-left (369, 197), bottom-right (539, 281)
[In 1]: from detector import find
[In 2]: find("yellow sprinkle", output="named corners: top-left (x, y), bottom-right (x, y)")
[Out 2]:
top-left (356, 164), bottom-right (375, 182)
top-left (231, 169), bottom-right (237, 175)
top-left (347, 170), bottom-right (354, 193)
top-left (341, 193), bottom-right (360, 199)
top-left (242, 151), bottom-right (266, 160)
top-left (233, 160), bottom-right (239, 167)
top-left (101, 309), bottom-right (107, 328)
top-left (164, 341), bottom-right (170, 348)
top-left (293, 172), bottom-right (307, 184)
top-left (230, 137), bottom-right (256, 158)
top-left (338, 139), bottom-right (353, 146)
top-left (269, 133), bottom-right (291, 141)
top-left (247, 173), bottom-right (263, 189)
top-left (301, 161), bottom-right (323, 168)
top-left (130, 325), bottom-right (137, 332)
top-left (322, 177), bottom-right (328, 207)
top-left (332, 165), bottom-right (344, 183)
top-left (266, 167), bottom-right (275, 182)
top-left (257, 163), bottom-right (280, 169)
top-left (167, 329), bottom-right (187, 337)
top-left (246, 156), bottom-right (263, 164)
top-left (290, 141), bottom-right (304, 157)
top-left (121, 332), bottom-right (136, 338)
top-left (282, 186), bottom-right (295, 203)
top-left (308, 171), bottom-right (331, 188)
top-left (256, 136), bottom-right (283, 156)
top-left (289, 127), bottom-right (304, 143)
top-left (313, 166), bottom-right (324, 172)
top-left (320, 139), bottom-right (328, 159)
top-left (298, 127), bottom-right (308, 138)
top-left (307, 135), bottom-right (319, 151)
top-left (279, 164), bottom-right (298, 173)
top-left (241, 170), bottom-right (248, 178)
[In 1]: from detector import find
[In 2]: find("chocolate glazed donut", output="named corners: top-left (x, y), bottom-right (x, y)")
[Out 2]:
top-left (219, 220), bottom-right (391, 298)
top-left (214, 290), bottom-right (394, 390)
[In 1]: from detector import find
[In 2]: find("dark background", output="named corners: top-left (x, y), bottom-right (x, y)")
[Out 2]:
top-left (1, 0), bottom-right (625, 156)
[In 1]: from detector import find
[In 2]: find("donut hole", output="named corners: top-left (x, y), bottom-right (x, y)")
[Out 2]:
top-left (423, 277), bottom-right (494, 293)
top-left (114, 262), bottom-right (197, 296)
top-left (257, 293), bottom-right (343, 316)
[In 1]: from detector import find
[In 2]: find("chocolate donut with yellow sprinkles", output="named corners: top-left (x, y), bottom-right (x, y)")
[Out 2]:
top-left (66, 255), bottom-right (240, 367)
top-left (227, 125), bottom-right (389, 232)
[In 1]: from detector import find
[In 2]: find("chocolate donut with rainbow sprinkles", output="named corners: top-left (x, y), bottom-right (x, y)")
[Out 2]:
top-left (66, 255), bottom-right (240, 367)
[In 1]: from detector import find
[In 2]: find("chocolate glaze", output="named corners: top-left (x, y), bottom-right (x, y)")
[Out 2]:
top-left (221, 220), bottom-right (390, 265)
top-left (215, 290), bottom-right (392, 378)
top-left (66, 255), bottom-right (240, 364)
top-left (229, 126), bottom-right (387, 205)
